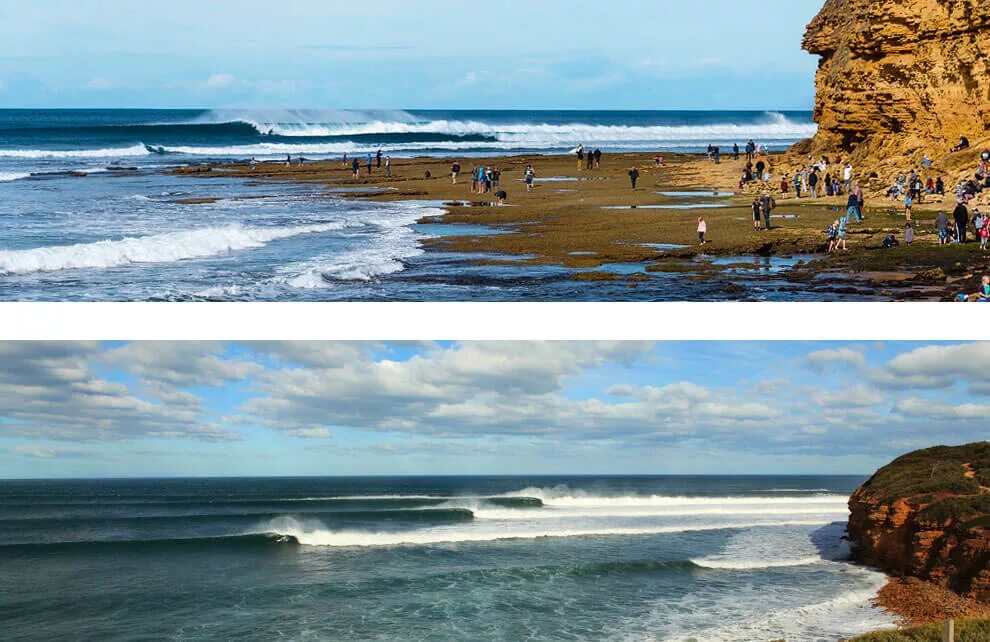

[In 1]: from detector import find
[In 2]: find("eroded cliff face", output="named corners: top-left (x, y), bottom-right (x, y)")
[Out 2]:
top-left (847, 444), bottom-right (990, 603)
top-left (802, 0), bottom-right (990, 166)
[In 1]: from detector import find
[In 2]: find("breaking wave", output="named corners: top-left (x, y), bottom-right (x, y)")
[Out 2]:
top-left (0, 222), bottom-right (348, 275)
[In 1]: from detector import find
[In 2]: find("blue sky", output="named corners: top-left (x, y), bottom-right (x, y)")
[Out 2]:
top-left (1, 341), bottom-right (988, 478)
top-left (0, 1), bottom-right (822, 109)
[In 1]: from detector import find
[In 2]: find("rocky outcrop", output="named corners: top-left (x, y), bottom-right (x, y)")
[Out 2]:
top-left (848, 443), bottom-right (990, 602)
top-left (800, 0), bottom-right (990, 172)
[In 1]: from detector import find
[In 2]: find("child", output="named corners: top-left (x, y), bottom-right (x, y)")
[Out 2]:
top-left (826, 221), bottom-right (838, 253)
top-left (904, 194), bottom-right (912, 222)
top-left (697, 217), bottom-right (707, 245)
top-left (752, 198), bottom-right (762, 231)
top-left (980, 216), bottom-right (989, 251)
top-left (904, 222), bottom-right (915, 244)
top-left (836, 215), bottom-right (848, 251)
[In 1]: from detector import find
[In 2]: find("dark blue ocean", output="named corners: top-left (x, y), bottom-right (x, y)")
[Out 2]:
top-left (0, 109), bottom-right (830, 301)
top-left (0, 475), bottom-right (897, 641)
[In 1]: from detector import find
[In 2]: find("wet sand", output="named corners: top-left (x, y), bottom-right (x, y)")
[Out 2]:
top-left (176, 152), bottom-right (990, 300)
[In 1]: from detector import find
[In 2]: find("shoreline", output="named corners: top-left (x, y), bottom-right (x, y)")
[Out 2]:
top-left (175, 151), bottom-right (990, 300)
top-left (872, 577), bottom-right (990, 628)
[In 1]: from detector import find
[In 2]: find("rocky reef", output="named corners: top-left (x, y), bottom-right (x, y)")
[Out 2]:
top-left (848, 442), bottom-right (990, 602)
top-left (800, 0), bottom-right (990, 178)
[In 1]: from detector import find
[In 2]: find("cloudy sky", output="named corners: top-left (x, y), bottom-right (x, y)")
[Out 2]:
top-left (1, 341), bottom-right (986, 478)
top-left (0, 1), bottom-right (821, 109)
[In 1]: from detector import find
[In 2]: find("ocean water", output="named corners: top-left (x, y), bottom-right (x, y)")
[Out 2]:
top-left (0, 476), bottom-right (897, 642)
top-left (0, 109), bottom-right (832, 301)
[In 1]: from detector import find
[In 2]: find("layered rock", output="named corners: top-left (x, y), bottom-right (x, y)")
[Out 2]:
top-left (848, 443), bottom-right (990, 602)
top-left (800, 0), bottom-right (990, 174)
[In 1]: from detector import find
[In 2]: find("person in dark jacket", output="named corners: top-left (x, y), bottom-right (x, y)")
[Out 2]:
top-left (628, 167), bottom-right (639, 189)
top-left (953, 201), bottom-right (970, 243)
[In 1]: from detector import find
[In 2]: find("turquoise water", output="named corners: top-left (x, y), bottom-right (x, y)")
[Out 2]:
top-left (0, 476), bottom-right (897, 641)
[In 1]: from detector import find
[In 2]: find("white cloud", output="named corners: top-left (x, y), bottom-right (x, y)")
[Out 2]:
top-left (871, 343), bottom-right (990, 392)
top-left (807, 347), bottom-right (867, 372)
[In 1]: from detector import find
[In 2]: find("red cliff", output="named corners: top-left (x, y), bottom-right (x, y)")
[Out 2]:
top-left (847, 443), bottom-right (990, 602)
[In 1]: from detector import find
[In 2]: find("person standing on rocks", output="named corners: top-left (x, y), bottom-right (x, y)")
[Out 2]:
top-left (843, 163), bottom-right (853, 194)
top-left (697, 217), bottom-right (707, 244)
top-left (809, 169), bottom-right (819, 198)
top-left (451, 161), bottom-right (460, 184)
top-left (752, 197), bottom-right (762, 231)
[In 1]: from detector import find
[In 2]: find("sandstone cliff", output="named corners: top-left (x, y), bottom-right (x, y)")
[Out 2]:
top-left (848, 442), bottom-right (990, 602)
top-left (800, 0), bottom-right (990, 179)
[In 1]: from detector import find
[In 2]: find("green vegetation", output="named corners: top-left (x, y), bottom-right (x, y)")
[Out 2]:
top-left (861, 442), bottom-right (989, 503)
top-left (848, 617), bottom-right (990, 641)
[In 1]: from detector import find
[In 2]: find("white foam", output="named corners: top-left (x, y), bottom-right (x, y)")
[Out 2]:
top-left (261, 516), bottom-right (833, 548)
top-left (275, 203), bottom-right (437, 286)
top-left (0, 144), bottom-right (149, 159)
top-left (0, 172), bottom-right (30, 182)
top-left (0, 222), bottom-right (346, 275)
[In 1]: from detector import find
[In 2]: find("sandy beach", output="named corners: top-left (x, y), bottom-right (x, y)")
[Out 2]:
top-left (178, 151), bottom-right (990, 300)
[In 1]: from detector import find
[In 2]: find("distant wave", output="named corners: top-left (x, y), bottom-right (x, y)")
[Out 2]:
top-left (502, 486), bottom-right (848, 508)
top-left (191, 108), bottom-right (817, 141)
top-left (0, 171), bottom-right (30, 182)
top-left (0, 143), bottom-right (150, 159)
top-left (0, 222), bottom-right (348, 275)
top-left (690, 555), bottom-right (827, 570)
top-left (259, 516), bottom-right (834, 548)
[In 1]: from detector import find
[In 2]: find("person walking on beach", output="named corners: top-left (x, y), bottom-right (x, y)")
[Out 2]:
top-left (376, 149), bottom-right (382, 168)
top-left (351, 157), bottom-right (360, 180)
top-left (593, 148), bottom-right (601, 168)
top-left (366, 154), bottom-right (373, 175)
top-left (954, 200), bottom-right (969, 243)
top-left (697, 217), bottom-right (707, 244)
top-left (628, 167), bottom-right (639, 190)
top-left (752, 198), bottom-right (762, 231)
top-left (745, 140), bottom-right (755, 161)
top-left (524, 165), bottom-right (535, 191)
top-left (733, 143), bottom-right (740, 160)
top-left (586, 150), bottom-right (594, 170)
top-left (385, 156), bottom-right (392, 177)
top-left (451, 161), bottom-right (460, 184)
top-left (713, 146), bottom-right (721, 164)
top-left (576, 145), bottom-right (584, 170)
top-left (836, 215), bottom-right (848, 251)
top-left (793, 173), bottom-right (802, 198)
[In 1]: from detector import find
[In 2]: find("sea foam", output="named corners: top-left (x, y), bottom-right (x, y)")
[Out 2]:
top-left (0, 222), bottom-right (347, 275)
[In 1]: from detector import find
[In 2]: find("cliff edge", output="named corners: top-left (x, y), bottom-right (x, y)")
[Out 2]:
top-left (848, 442), bottom-right (990, 602)
top-left (801, 0), bottom-right (990, 171)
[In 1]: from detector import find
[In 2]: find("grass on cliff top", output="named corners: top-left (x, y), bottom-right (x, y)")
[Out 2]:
top-left (848, 617), bottom-right (990, 642)
top-left (860, 442), bottom-right (990, 503)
